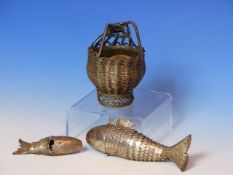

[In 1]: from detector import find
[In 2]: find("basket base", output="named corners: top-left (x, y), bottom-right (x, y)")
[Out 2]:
top-left (97, 92), bottom-right (134, 107)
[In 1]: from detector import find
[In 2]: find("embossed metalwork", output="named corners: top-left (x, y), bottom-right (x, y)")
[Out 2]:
top-left (13, 136), bottom-right (82, 156)
top-left (87, 21), bottom-right (145, 107)
top-left (86, 118), bottom-right (191, 171)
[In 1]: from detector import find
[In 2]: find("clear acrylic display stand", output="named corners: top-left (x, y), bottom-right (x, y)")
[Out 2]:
top-left (66, 88), bottom-right (173, 140)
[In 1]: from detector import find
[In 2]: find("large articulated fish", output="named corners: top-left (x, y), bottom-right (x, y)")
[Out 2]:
top-left (86, 118), bottom-right (191, 171)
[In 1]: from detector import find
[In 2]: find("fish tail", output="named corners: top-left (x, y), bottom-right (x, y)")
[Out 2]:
top-left (13, 139), bottom-right (31, 155)
top-left (166, 135), bottom-right (192, 171)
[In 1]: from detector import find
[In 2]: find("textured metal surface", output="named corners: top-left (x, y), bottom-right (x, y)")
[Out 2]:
top-left (87, 21), bottom-right (145, 107)
top-left (13, 136), bottom-right (82, 156)
top-left (86, 120), bottom-right (191, 171)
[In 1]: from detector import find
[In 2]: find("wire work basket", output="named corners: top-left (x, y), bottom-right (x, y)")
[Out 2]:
top-left (87, 21), bottom-right (146, 107)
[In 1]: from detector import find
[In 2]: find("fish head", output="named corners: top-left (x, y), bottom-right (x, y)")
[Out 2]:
top-left (48, 136), bottom-right (82, 155)
top-left (86, 126), bottom-right (107, 152)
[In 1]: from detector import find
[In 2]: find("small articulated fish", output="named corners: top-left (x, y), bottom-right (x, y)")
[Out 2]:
top-left (13, 136), bottom-right (82, 156)
top-left (86, 118), bottom-right (192, 171)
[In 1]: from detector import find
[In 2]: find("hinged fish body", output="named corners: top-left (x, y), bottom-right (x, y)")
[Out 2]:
top-left (86, 118), bottom-right (191, 171)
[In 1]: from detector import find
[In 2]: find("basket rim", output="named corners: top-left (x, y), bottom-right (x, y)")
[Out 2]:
top-left (88, 45), bottom-right (145, 51)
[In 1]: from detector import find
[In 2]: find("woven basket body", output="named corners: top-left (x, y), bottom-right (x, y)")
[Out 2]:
top-left (87, 21), bottom-right (145, 107)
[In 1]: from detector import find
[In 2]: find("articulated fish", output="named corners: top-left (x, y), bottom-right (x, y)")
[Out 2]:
top-left (13, 136), bottom-right (82, 156)
top-left (86, 118), bottom-right (191, 171)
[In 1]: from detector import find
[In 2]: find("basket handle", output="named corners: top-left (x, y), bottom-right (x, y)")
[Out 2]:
top-left (97, 21), bottom-right (143, 57)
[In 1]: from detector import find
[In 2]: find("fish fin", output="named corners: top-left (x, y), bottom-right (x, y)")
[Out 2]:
top-left (12, 139), bottom-right (31, 155)
top-left (107, 117), bottom-right (115, 125)
top-left (115, 118), bottom-right (135, 128)
top-left (107, 117), bottom-right (135, 128)
top-left (166, 135), bottom-right (192, 171)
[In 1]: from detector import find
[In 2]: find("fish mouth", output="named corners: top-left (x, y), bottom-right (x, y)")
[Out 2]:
top-left (49, 139), bottom-right (55, 150)
top-left (86, 129), bottom-right (95, 144)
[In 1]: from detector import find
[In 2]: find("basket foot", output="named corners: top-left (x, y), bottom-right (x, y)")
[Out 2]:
top-left (97, 92), bottom-right (134, 107)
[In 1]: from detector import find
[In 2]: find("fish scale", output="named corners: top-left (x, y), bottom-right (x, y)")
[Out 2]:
top-left (119, 128), bottom-right (133, 158)
top-left (127, 131), bottom-right (136, 160)
top-left (105, 125), bottom-right (115, 153)
top-left (131, 132), bottom-right (141, 160)
top-left (99, 125), bottom-right (166, 161)
top-left (112, 127), bottom-right (121, 154)
top-left (138, 135), bottom-right (146, 161)
top-left (133, 133), bottom-right (144, 160)
top-left (106, 126), bottom-right (135, 157)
